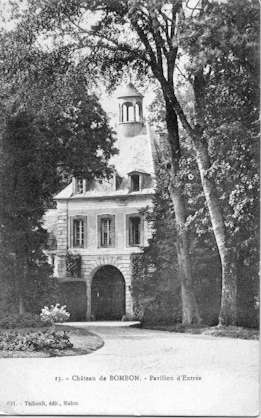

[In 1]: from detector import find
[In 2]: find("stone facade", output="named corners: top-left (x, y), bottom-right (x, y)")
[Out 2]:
top-left (46, 83), bottom-right (157, 320)
top-left (54, 195), bottom-right (153, 319)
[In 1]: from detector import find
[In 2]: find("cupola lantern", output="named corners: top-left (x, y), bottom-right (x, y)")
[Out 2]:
top-left (117, 82), bottom-right (144, 137)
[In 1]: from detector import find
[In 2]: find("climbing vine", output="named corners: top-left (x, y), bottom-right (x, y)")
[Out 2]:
top-left (65, 252), bottom-right (81, 278)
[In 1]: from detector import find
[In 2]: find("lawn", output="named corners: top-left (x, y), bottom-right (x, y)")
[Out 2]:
top-left (142, 324), bottom-right (259, 340)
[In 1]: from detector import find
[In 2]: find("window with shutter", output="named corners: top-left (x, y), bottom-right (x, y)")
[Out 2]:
top-left (127, 215), bottom-right (143, 247)
top-left (70, 216), bottom-right (87, 248)
top-left (128, 216), bottom-right (141, 246)
top-left (98, 215), bottom-right (115, 247)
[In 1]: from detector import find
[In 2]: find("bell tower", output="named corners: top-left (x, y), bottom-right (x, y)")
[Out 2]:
top-left (117, 82), bottom-right (144, 137)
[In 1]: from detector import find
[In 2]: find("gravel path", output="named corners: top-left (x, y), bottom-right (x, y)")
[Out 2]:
top-left (0, 324), bottom-right (259, 416)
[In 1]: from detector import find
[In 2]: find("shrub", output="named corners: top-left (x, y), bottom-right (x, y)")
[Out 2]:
top-left (142, 292), bottom-right (182, 325)
top-left (0, 313), bottom-right (51, 329)
top-left (40, 304), bottom-right (70, 324)
top-left (25, 275), bottom-right (61, 315)
top-left (0, 329), bottom-right (73, 351)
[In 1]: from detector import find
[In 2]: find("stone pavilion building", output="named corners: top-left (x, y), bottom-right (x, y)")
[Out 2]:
top-left (45, 83), bottom-right (158, 320)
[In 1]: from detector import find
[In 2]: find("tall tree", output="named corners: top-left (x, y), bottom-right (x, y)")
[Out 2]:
top-left (180, 0), bottom-right (259, 324)
top-left (0, 30), bottom-right (117, 313)
top-left (148, 78), bottom-right (259, 327)
top-left (0, 111), bottom-right (52, 313)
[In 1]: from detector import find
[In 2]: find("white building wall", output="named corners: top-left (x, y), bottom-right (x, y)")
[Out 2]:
top-left (55, 195), bottom-right (153, 319)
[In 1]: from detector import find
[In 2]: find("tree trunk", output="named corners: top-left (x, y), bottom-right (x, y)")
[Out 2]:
top-left (165, 101), bottom-right (201, 325)
top-left (18, 294), bottom-right (25, 315)
top-left (194, 140), bottom-right (237, 325)
top-left (162, 79), bottom-right (238, 326)
top-left (218, 248), bottom-right (237, 325)
top-left (16, 256), bottom-right (26, 315)
top-left (169, 185), bottom-right (201, 324)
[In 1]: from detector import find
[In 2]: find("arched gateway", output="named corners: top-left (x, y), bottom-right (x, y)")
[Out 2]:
top-left (91, 265), bottom-right (126, 320)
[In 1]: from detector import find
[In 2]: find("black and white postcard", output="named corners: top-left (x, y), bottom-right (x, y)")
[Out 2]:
top-left (0, 0), bottom-right (259, 416)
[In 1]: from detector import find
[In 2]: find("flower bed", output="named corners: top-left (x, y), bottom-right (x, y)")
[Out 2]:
top-left (0, 324), bottom-right (104, 358)
top-left (0, 329), bottom-right (73, 352)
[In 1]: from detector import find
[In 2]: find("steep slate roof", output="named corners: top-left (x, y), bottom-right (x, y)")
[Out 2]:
top-left (111, 124), bottom-right (155, 177)
top-left (55, 123), bottom-right (157, 200)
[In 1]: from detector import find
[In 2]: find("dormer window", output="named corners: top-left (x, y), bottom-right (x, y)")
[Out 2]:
top-left (112, 171), bottom-right (122, 191)
top-left (76, 178), bottom-right (84, 194)
top-left (74, 177), bottom-right (90, 194)
top-left (131, 174), bottom-right (140, 192)
top-left (128, 170), bottom-right (151, 192)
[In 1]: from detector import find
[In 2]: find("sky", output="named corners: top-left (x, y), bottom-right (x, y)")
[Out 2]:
top-left (0, 0), bottom-right (157, 127)
top-left (0, 0), bottom-right (192, 131)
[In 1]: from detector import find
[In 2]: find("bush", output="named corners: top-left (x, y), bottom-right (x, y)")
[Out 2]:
top-left (0, 329), bottom-right (73, 351)
top-left (40, 304), bottom-right (70, 324)
top-left (142, 292), bottom-right (182, 325)
top-left (25, 274), bottom-right (61, 315)
top-left (0, 313), bottom-right (51, 329)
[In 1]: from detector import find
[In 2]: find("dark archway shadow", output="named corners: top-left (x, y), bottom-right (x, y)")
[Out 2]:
top-left (91, 265), bottom-right (126, 320)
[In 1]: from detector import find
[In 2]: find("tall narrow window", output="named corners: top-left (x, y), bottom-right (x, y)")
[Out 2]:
top-left (73, 218), bottom-right (85, 247)
top-left (128, 216), bottom-right (141, 246)
top-left (99, 215), bottom-right (115, 247)
top-left (122, 104), bottom-right (128, 122)
top-left (128, 104), bottom-right (134, 121)
top-left (131, 174), bottom-right (140, 191)
top-left (135, 103), bottom-right (141, 121)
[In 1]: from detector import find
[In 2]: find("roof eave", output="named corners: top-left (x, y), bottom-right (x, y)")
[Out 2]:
top-left (55, 191), bottom-right (155, 201)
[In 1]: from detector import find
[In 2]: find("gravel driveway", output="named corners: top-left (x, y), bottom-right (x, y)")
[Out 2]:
top-left (0, 324), bottom-right (259, 416)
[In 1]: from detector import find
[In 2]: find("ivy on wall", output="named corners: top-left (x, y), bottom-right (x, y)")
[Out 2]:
top-left (65, 252), bottom-right (81, 278)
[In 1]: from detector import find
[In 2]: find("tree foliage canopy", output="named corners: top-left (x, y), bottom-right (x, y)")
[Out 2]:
top-left (0, 11), bottom-right (117, 313)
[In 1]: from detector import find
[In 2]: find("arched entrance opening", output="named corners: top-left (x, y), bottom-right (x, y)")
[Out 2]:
top-left (91, 265), bottom-right (126, 320)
